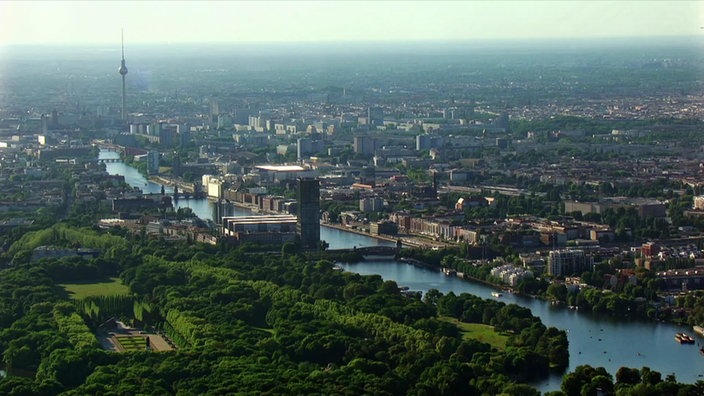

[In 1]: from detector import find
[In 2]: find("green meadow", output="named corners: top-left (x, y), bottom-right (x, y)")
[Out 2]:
top-left (440, 317), bottom-right (509, 350)
top-left (59, 277), bottom-right (130, 299)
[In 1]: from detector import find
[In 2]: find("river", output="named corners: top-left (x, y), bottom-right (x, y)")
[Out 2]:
top-left (99, 149), bottom-right (394, 250)
top-left (336, 262), bottom-right (703, 391)
top-left (100, 149), bottom-right (703, 392)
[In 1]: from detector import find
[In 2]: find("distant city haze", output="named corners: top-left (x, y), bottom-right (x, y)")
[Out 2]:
top-left (0, 1), bottom-right (701, 46)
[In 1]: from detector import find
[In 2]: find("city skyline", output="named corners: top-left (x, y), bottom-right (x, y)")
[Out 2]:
top-left (1, 3), bottom-right (704, 390)
top-left (0, 1), bottom-right (701, 46)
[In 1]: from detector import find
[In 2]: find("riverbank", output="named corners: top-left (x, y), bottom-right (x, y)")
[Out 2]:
top-left (337, 259), bottom-right (703, 391)
top-left (220, 200), bottom-right (262, 213)
top-left (321, 222), bottom-right (452, 249)
top-left (321, 223), bottom-right (400, 245)
top-left (457, 271), bottom-right (515, 294)
top-left (208, 196), bottom-right (446, 249)
top-left (415, 256), bottom-right (686, 327)
top-left (398, 257), bottom-right (436, 270)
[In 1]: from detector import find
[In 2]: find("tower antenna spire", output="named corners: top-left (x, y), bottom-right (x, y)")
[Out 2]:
top-left (118, 29), bottom-right (129, 122)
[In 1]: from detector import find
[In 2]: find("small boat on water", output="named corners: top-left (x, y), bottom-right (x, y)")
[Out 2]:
top-left (694, 325), bottom-right (704, 337)
top-left (676, 333), bottom-right (696, 344)
top-left (491, 292), bottom-right (502, 298)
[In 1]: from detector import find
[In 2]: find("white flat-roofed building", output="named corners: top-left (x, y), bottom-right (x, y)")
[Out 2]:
top-left (222, 215), bottom-right (297, 236)
top-left (207, 179), bottom-right (222, 199)
top-left (254, 164), bottom-right (317, 182)
top-left (490, 264), bottom-right (534, 287)
top-left (256, 165), bottom-right (306, 172)
top-left (694, 196), bottom-right (704, 210)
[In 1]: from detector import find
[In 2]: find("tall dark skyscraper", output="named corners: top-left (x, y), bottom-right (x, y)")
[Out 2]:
top-left (297, 178), bottom-right (320, 249)
top-left (118, 30), bottom-right (128, 122)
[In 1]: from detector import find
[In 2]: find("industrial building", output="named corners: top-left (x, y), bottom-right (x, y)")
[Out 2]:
top-left (564, 197), bottom-right (666, 218)
top-left (255, 164), bottom-right (317, 182)
top-left (222, 215), bottom-right (297, 245)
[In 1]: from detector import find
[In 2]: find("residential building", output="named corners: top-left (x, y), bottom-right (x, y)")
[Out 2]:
top-left (547, 249), bottom-right (594, 277)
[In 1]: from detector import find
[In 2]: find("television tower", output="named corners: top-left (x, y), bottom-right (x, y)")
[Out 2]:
top-left (118, 29), bottom-right (128, 122)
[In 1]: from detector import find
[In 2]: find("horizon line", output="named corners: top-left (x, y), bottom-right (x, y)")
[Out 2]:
top-left (1, 34), bottom-right (702, 48)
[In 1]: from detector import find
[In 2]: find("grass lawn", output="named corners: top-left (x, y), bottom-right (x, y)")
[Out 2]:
top-left (59, 277), bottom-right (130, 299)
top-left (440, 316), bottom-right (509, 350)
top-left (114, 336), bottom-right (147, 352)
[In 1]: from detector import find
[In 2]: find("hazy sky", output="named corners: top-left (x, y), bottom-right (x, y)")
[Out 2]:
top-left (0, 1), bottom-right (702, 45)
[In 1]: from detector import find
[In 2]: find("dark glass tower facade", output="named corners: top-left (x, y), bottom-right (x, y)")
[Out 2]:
top-left (297, 178), bottom-right (320, 249)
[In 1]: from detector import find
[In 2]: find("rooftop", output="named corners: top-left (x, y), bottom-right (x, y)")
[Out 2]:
top-left (255, 165), bottom-right (305, 172)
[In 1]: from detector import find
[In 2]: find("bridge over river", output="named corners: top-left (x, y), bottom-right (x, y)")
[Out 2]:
top-left (327, 246), bottom-right (399, 256)
top-left (97, 157), bottom-right (124, 163)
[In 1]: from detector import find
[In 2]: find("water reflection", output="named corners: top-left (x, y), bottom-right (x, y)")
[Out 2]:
top-left (338, 260), bottom-right (702, 392)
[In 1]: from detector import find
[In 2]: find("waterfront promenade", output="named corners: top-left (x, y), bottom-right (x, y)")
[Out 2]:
top-left (321, 222), bottom-right (451, 249)
top-left (221, 198), bottom-right (447, 249)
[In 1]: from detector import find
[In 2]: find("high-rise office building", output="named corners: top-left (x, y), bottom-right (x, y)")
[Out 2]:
top-left (146, 151), bottom-right (160, 175)
top-left (159, 125), bottom-right (177, 148)
top-left (297, 178), bottom-right (320, 249)
top-left (416, 134), bottom-right (431, 151)
top-left (297, 138), bottom-right (325, 159)
top-left (297, 138), bottom-right (312, 159)
top-left (353, 135), bottom-right (376, 155)
top-left (367, 106), bottom-right (384, 126)
top-left (210, 98), bottom-right (219, 124)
